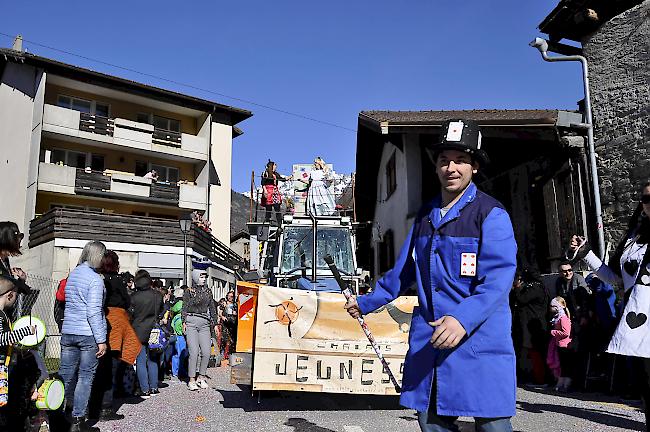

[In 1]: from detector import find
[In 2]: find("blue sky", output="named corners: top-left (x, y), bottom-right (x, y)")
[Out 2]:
top-left (1, 1), bottom-right (582, 192)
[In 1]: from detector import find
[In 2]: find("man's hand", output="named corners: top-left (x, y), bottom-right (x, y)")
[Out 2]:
top-left (568, 235), bottom-right (583, 252)
top-left (96, 343), bottom-right (107, 358)
top-left (344, 297), bottom-right (362, 319)
top-left (430, 316), bottom-right (467, 349)
top-left (11, 267), bottom-right (26, 281)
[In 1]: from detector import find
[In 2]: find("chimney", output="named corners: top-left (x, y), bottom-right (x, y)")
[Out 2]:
top-left (12, 35), bottom-right (24, 52)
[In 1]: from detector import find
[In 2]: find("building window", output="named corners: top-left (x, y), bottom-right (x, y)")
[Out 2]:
top-left (137, 113), bottom-right (181, 132)
top-left (385, 151), bottom-right (397, 199)
top-left (135, 161), bottom-right (149, 177)
top-left (379, 229), bottom-right (394, 273)
top-left (90, 154), bottom-right (105, 171)
top-left (151, 164), bottom-right (180, 183)
top-left (57, 95), bottom-right (110, 117)
top-left (136, 113), bottom-right (150, 124)
top-left (154, 115), bottom-right (181, 133)
top-left (48, 148), bottom-right (104, 171)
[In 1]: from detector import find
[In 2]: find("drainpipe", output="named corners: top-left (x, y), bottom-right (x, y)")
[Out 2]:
top-left (530, 37), bottom-right (606, 260)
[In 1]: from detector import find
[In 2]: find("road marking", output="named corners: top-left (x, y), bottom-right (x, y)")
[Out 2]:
top-left (343, 427), bottom-right (364, 432)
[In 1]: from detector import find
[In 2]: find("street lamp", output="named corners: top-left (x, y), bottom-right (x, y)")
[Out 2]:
top-left (529, 37), bottom-right (606, 260)
top-left (179, 215), bottom-right (193, 286)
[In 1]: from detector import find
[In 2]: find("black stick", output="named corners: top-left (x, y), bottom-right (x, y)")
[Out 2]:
top-left (324, 255), bottom-right (401, 392)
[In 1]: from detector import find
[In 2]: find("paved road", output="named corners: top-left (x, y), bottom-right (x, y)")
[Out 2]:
top-left (94, 366), bottom-right (645, 432)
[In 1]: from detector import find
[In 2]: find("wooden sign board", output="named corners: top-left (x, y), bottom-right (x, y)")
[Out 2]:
top-left (252, 286), bottom-right (417, 395)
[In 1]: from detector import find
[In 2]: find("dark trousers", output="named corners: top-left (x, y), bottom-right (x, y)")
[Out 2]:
top-left (418, 409), bottom-right (512, 432)
top-left (418, 371), bottom-right (513, 432)
top-left (264, 204), bottom-right (282, 226)
top-left (638, 357), bottom-right (650, 431)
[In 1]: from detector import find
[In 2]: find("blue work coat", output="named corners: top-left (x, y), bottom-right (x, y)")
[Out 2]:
top-left (358, 183), bottom-right (517, 417)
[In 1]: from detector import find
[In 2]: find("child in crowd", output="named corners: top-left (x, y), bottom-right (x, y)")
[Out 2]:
top-left (170, 287), bottom-right (187, 378)
top-left (0, 274), bottom-right (40, 431)
top-left (547, 296), bottom-right (573, 392)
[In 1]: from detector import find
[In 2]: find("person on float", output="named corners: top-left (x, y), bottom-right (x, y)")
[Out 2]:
top-left (261, 160), bottom-right (292, 225)
top-left (567, 180), bottom-right (650, 429)
top-left (346, 119), bottom-right (518, 432)
top-left (297, 157), bottom-right (336, 216)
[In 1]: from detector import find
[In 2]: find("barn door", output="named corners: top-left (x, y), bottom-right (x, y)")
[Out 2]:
top-left (542, 159), bottom-right (589, 270)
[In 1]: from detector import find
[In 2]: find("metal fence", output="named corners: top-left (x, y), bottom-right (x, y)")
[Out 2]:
top-left (13, 274), bottom-right (62, 372)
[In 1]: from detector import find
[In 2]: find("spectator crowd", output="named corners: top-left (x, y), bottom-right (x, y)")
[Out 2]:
top-left (0, 221), bottom-right (237, 432)
top-left (511, 261), bottom-right (629, 395)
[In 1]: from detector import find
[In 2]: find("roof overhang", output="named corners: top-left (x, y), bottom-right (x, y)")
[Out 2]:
top-left (0, 47), bottom-right (252, 125)
top-left (358, 109), bottom-right (580, 135)
top-left (538, 0), bottom-right (643, 42)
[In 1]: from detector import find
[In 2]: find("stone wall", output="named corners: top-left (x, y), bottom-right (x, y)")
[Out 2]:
top-left (582, 0), bottom-right (650, 244)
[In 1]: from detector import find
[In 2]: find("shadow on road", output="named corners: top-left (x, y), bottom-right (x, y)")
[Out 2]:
top-left (518, 400), bottom-right (644, 431)
top-left (218, 386), bottom-right (404, 412)
top-left (520, 386), bottom-right (642, 408)
top-left (284, 417), bottom-right (337, 432)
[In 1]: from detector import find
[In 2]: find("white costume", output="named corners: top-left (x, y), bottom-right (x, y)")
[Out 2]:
top-left (306, 170), bottom-right (335, 216)
top-left (584, 237), bottom-right (650, 357)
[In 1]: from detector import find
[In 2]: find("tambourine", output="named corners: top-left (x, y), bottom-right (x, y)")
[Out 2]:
top-left (13, 316), bottom-right (46, 347)
top-left (35, 379), bottom-right (64, 410)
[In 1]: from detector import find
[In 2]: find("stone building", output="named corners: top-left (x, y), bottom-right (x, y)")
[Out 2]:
top-left (539, 0), bottom-right (649, 244)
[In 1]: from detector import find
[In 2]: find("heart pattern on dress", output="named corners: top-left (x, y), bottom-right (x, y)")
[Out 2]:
top-left (626, 312), bottom-right (647, 329)
top-left (623, 260), bottom-right (640, 277)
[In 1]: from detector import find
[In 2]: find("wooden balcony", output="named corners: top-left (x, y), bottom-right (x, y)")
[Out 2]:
top-left (79, 112), bottom-right (114, 136)
top-left (29, 209), bottom-right (244, 270)
top-left (74, 169), bottom-right (180, 206)
top-left (42, 104), bottom-right (209, 161)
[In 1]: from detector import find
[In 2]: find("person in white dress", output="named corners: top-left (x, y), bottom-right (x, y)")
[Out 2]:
top-left (300, 157), bottom-right (336, 216)
top-left (568, 180), bottom-right (650, 429)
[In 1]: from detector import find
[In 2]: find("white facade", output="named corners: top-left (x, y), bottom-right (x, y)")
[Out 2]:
top-left (0, 63), bottom-right (45, 234)
top-left (209, 122), bottom-right (233, 244)
top-left (371, 134), bottom-right (424, 277)
top-left (0, 48), bottom-right (249, 281)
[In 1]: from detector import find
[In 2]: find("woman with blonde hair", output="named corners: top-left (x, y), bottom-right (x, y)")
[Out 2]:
top-left (547, 296), bottom-right (572, 392)
top-left (299, 157), bottom-right (336, 216)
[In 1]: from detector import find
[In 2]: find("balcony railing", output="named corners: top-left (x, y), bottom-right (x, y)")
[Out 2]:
top-left (36, 163), bottom-right (205, 210)
top-left (74, 168), bottom-right (179, 205)
top-left (29, 209), bottom-right (245, 270)
top-left (151, 182), bottom-right (180, 201)
top-left (79, 112), bottom-right (114, 136)
top-left (75, 168), bottom-right (111, 192)
top-left (152, 129), bottom-right (182, 148)
top-left (42, 104), bottom-right (208, 160)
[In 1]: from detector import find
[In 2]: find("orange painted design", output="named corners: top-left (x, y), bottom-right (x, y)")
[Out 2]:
top-left (235, 281), bottom-right (260, 353)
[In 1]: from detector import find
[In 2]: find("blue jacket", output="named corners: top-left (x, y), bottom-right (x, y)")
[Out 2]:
top-left (61, 262), bottom-right (107, 344)
top-left (358, 183), bottom-right (517, 417)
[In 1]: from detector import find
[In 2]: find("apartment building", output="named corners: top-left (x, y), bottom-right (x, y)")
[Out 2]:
top-left (0, 44), bottom-right (251, 294)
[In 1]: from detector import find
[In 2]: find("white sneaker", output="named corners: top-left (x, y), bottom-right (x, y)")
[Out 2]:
top-left (188, 381), bottom-right (199, 391)
top-left (197, 378), bottom-right (209, 389)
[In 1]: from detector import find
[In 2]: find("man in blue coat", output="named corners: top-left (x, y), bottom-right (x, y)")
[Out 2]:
top-left (346, 119), bottom-right (517, 432)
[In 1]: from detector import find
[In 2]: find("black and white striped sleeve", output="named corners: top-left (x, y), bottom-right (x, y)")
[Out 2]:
top-left (0, 322), bottom-right (33, 347)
